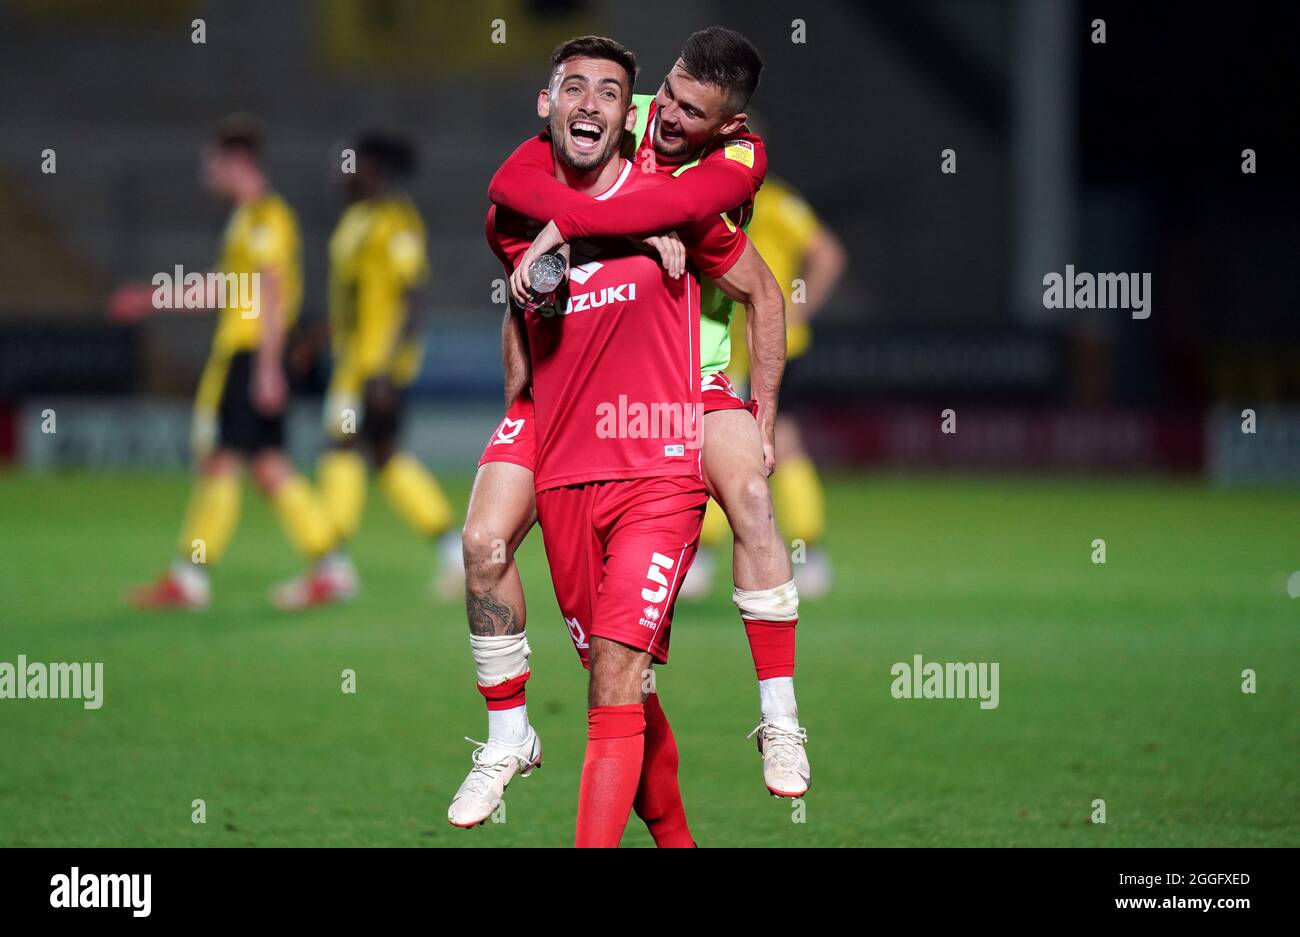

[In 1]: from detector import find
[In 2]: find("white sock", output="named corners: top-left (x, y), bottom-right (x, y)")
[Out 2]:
top-left (759, 676), bottom-right (799, 729)
top-left (471, 633), bottom-right (532, 747)
top-left (488, 704), bottom-right (530, 746)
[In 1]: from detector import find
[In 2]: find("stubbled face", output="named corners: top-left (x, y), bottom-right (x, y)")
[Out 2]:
top-left (652, 59), bottom-right (742, 158)
top-left (541, 56), bottom-right (634, 172)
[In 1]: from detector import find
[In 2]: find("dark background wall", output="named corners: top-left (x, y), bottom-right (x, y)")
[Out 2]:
top-left (0, 0), bottom-right (1295, 413)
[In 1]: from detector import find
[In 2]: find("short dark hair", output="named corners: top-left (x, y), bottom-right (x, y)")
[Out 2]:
top-left (679, 27), bottom-right (764, 113)
top-left (212, 112), bottom-right (266, 160)
top-left (548, 35), bottom-right (638, 96)
top-left (355, 130), bottom-right (418, 180)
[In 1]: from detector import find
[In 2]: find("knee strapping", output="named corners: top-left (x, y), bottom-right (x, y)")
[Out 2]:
top-left (470, 631), bottom-right (531, 685)
top-left (732, 579), bottom-right (800, 622)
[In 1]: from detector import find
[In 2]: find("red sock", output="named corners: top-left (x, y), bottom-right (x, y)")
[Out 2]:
top-left (743, 617), bottom-right (798, 680)
top-left (477, 671), bottom-right (529, 710)
top-left (634, 693), bottom-right (695, 847)
top-left (575, 704), bottom-right (646, 848)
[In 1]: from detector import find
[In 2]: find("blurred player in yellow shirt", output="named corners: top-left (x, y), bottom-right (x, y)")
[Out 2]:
top-left (295, 132), bottom-right (458, 606)
top-left (690, 174), bottom-right (847, 599)
top-left (116, 115), bottom-right (344, 610)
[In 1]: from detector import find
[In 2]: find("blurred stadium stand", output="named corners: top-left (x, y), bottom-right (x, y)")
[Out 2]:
top-left (0, 0), bottom-right (1296, 479)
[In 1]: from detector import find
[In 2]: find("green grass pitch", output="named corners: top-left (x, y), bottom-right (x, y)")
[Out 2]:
top-left (0, 471), bottom-right (1295, 847)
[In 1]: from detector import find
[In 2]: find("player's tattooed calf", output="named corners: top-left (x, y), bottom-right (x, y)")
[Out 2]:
top-left (467, 590), bottom-right (522, 636)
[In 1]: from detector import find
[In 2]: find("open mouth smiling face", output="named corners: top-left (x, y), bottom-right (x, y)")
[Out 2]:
top-left (543, 55), bottom-right (633, 170)
top-left (654, 116), bottom-right (686, 150)
top-left (566, 117), bottom-right (606, 155)
top-left (651, 59), bottom-right (744, 159)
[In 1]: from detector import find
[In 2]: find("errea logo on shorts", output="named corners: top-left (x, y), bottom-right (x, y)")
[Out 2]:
top-left (638, 604), bottom-right (661, 629)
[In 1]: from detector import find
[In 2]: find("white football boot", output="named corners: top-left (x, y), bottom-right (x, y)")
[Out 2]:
top-left (447, 729), bottom-right (543, 828)
top-left (747, 720), bottom-right (811, 798)
top-left (271, 554), bottom-right (358, 611)
top-left (322, 553), bottom-right (360, 597)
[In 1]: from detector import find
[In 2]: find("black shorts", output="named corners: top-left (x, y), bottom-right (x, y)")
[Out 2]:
top-left (779, 354), bottom-right (812, 414)
top-left (359, 377), bottom-right (406, 449)
top-left (218, 351), bottom-right (285, 455)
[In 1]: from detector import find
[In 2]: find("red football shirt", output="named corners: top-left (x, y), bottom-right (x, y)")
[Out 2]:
top-left (486, 159), bottom-right (747, 492)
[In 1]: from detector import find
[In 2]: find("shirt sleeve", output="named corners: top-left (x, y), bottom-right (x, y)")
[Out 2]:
top-left (681, 212), bottom-right (749, 280)
top-left (484, 207), bottom-right (530, 280)
top-left (385, 220), bottom-right (428, 288)
top-left (484, 207), bottom-right (511, 268)
top-left (553, 133), bottom-right (767, 241)
top-left (487, 132), bottom-right (598, 221)
top-left (246, 206), bottom-right (294, 273)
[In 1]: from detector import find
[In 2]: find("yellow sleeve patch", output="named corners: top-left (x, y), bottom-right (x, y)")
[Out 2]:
top-left (724, 139), bottom-right (755, 168)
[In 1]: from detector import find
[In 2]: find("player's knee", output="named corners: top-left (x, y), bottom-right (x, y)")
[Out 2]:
top-left (201, 449), bottom-right (240, 478)
top-left (588, 640), bottom-right (650, 707)
top-left (462, 519), bottom-right (513, 577)
top-left (726, 474), bottom-right (777, 543)
top-left (249, 453), bottom-right (289, 493)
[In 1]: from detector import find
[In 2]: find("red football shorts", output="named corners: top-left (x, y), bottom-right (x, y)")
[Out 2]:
top-left (700, 371), bottom-right (756, 415)
top-left (536, 475), bottom-right (706, 667)
top-left (482, 376), bottom-right (752, 475)
top-left (479, 392), bottom-right (536, 470)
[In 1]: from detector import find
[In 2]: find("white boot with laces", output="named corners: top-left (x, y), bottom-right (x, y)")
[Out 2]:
top-left (447, 729), bottom-right (543, 828)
